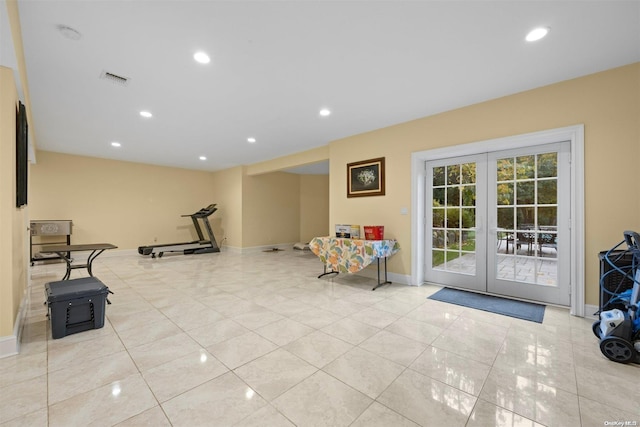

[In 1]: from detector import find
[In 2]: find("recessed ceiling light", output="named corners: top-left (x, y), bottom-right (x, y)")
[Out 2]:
top-left (139, 111), bottom-right (153, 118)
top-left (319, 108), bottom-right (331, 117)
top-left (247, 137), bottom-right (256, 143)
top-left (526, 27), bottom-right (550, 42)
top-left (194, 51), bottom-right (210, 64)
top-left (199, 156), bottom-right (207, 161)
top-left (111, 141), bottom-right (121, 147)
top-left (56, 24), bottom-right (82, 41)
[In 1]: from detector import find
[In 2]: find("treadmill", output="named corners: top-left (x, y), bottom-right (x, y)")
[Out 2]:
top-left (138, 204), bottom-right (220, 258)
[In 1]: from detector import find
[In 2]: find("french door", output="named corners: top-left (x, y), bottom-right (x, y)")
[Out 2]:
top-left (426, 154), bottom-right (487, 292)
top-left (425, 142), bottom-right (571, 306)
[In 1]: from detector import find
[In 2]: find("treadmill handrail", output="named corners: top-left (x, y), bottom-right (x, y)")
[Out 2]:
top-left (181, 204), bottom-right (217, 218)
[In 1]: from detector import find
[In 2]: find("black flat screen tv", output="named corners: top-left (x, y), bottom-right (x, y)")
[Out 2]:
top-left (16, 101), bottom-right (28, 207)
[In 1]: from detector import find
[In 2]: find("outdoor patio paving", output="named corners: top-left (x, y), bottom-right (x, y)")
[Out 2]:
top-left (435, 246), bottom-right (558, 285)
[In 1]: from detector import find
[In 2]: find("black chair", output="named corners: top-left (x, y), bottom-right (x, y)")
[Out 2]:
top-left (538, 226), bottom-right (557, 254)
top-left (516, 224), bottom-right (535, 255)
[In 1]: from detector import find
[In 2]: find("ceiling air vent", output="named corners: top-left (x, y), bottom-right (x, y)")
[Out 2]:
top-left (99, 70), bottom-right (130, 86)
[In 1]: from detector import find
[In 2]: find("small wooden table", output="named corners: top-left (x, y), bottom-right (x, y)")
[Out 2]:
top-left (40, 243), bottom-right (117, 280)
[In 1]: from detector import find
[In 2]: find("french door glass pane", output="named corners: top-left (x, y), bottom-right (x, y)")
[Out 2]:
top-left (433, 166), bottom-right (445, 186)
top-left (495, 152), bottom-right (558, 285)
top-left (432, 162), bottom-right (476, 275)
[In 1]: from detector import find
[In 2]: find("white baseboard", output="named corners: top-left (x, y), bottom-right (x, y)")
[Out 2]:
top-left (119, 244), bottom-right (298, 256)
top-left (239, 243), bottom-right (297, 254)
top-left (583, 304), bottom-right (599, 319)
top-left (0, 287), bottom-right (29, 359)
top-left (0, 335), bottom-right (18, 359)
top-left (107, 245), bottom-right (299, 257)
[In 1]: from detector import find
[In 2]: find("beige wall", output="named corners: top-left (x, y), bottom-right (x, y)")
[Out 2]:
top-left (242, 172), bottom-right (301, 247)
top-left (30, 151), bottom-right (218, 250)
top-left (210, 166), bottom-right (243, 249)
top-left (30, 155), bottom-right (330, 252)
top-left (299, 174), bottom-right (330, 242)
top-left (240, 172), bottom-right (330, 248)
top-left (241, 172), bottom-right (329, 247)
top-left (246, 146), bottom-right (329, 176)
top-left (328, 63), bottom-right (640, 305)
top-left (241, 146), bottom-right (331, 247)
top-left (0, 66), bottom-right (28, 337)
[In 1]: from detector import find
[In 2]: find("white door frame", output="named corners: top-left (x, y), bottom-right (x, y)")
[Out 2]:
top-left (411, 125), bottom-right (585, 316)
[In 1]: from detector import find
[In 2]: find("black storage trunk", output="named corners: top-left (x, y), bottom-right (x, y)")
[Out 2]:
top-left (599, 250), bottom-right (635, 312)
top-left (45, 277), bottom-right (109, 339)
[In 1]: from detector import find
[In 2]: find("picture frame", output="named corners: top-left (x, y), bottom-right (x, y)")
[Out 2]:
top-left (347, 157), bottom-right (385, 198)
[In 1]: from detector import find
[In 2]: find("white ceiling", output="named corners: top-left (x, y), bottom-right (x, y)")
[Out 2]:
top-left (13, 0), bottom-right (640, 173)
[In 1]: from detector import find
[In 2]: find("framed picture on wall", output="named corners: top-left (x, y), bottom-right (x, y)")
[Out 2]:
top-left (347, 157), bottom-right (385, 198)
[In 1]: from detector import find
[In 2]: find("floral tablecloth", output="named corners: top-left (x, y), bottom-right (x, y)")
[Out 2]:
top-left (309, 237), bottom-right (400, 274)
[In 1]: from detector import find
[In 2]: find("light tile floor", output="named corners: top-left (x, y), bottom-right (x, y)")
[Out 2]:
top-left (1, 249), bottom-right (639, 426)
